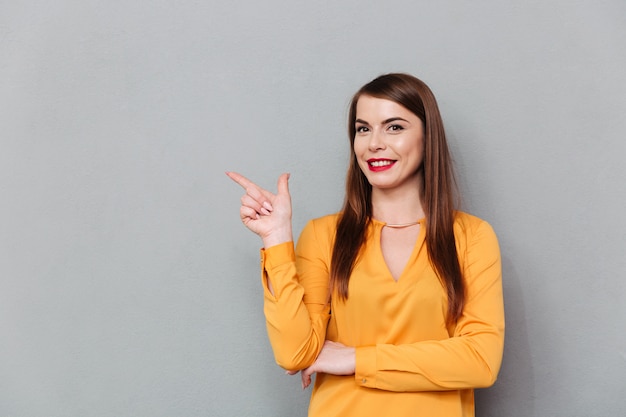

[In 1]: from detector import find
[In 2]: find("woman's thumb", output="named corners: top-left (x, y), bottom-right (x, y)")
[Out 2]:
top-left (277, 173), bottom-right (291, 195)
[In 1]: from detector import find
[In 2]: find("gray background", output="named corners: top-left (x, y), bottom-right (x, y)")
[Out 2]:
top-left (1, 1), bottom-right (625, 416)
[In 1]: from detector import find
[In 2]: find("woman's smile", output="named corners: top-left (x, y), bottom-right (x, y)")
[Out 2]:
top-left (367, 158), bottom-right (396, 171)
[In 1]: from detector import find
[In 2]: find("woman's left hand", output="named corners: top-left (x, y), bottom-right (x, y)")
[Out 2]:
top-left (289, 340), bottom-right (356, 389)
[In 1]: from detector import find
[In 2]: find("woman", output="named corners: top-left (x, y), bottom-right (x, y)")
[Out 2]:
top-left (227, 73), bottom-right (504, 416)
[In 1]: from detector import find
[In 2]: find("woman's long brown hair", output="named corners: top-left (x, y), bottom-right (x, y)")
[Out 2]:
top-left (330, 73), bottom-right (465, 325)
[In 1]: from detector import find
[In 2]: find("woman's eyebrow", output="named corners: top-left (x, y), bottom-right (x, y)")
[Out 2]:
top-left (382, 117), bottom-right (409, 124)
top-left (355, 117), bottom-right (409, 125)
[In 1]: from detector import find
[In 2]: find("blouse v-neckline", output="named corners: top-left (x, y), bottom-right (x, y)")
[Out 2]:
top-left (371, 218), bottom-right (426, 283)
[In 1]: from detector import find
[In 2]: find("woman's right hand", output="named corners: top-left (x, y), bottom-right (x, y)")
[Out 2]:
top-left (226, 171), bottom-right (293, 248)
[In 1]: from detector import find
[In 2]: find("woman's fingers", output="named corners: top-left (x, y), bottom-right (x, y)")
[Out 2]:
top-left (241, 194), bottom-right (271, 217)
top-left (226, 171), bottom-right (274, 211)
top-left (276, 173), bottom-right (291, 197)
top-left (226, 171), bottom-right (255, 190)
top-left (285, 369), bottom-right (311, 390)
top-left (301, 369), bottom-right (313, 389)
top-left (289, 341), bottom-right (355, 390)
top-left (299, 360), bottom-right (318, 390)
top-left (227, 171), bottom-right (293, 246)
top-left (240, 205), bottom-right (260, 221)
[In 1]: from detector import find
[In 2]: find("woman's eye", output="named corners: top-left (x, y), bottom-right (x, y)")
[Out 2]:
top-left (388, 124), bottom-right (404, 131)
top-left (356, 126), bottom-right (369, 133)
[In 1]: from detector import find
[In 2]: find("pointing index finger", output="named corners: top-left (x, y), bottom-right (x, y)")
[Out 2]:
top-left (225, 171), bottom-right (254, 190)
top-left (226, 171), bottom-right (272, 205)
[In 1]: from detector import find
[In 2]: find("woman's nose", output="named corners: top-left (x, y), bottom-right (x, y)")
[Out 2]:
top-left (368, 129), bottom-right (385, 151)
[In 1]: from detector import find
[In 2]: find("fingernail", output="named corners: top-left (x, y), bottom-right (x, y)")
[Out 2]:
top-left (263, 202), bottom-right (273, 211)
top-left (261, 208), bottom-right (270, 216)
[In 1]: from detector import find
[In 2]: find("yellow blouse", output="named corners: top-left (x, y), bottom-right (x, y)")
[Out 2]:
top-left (260, 212), bottom-right (504, 417)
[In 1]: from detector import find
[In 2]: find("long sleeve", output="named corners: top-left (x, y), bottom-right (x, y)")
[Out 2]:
top-left (261, 219), bottom-right (332, 371)
top-left (354, 218), bottom-right (505, 392)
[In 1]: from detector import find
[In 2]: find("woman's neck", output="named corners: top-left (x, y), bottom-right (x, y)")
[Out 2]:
top-left (371, 185), bottom-right (425, 225)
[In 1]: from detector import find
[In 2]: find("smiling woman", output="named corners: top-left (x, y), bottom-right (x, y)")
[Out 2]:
top-left (353, 95), bottom-right (425, 193)
top-left (227, 73), bottom-right (504, 417)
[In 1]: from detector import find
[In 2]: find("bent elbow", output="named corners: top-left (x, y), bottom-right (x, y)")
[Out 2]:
top-left (270, 334), bottom-right (323, 371)
top-left (273, 350), bottom-right (314, 372)
top-left (476, 368), bottom-right (498, 388)
top-left (472, 356), bottom-right (502, 388)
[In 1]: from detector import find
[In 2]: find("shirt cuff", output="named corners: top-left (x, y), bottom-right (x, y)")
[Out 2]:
top-left (260, 242), bottom-right (296, 299)
top-left (355, 346), bottom-right (377, 388)
top-left (260, 241), bottom-right (295, 270)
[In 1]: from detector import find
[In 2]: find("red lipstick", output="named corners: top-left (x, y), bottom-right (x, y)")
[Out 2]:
top-left (367, 158), bottom-right (396, 172)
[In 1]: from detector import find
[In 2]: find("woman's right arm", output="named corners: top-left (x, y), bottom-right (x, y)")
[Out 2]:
top-left (227, 172), bottom-right (330, 370)
top-left (262, 219), bottom-right (331, 370)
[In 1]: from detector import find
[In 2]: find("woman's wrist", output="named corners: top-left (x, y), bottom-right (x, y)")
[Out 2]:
top-left (262, 229), bottom-right (293, 248)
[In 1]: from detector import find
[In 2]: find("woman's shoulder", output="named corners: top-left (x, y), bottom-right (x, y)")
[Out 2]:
top-left (453, 211), bottom-right (497, 239)
top-left (453, 212), bottom-right (501, 284)
top-left (309, 212), bottom-right (341, 226)
top-left (453, 211), bottom-right (499, 258)
top-left (296, 213), bottom-right (340, 254)
top-left (301, 213), bottom-right (340, 237)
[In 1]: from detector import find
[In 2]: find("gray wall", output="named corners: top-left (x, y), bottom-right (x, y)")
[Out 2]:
top-left (1, 1), bottom-right (625, 416)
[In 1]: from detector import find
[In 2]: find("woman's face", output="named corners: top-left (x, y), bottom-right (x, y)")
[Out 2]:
top-left (353, 95), bottom-right (425, 192)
